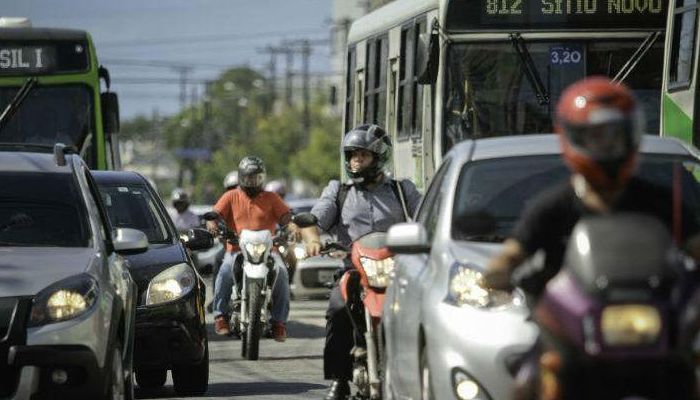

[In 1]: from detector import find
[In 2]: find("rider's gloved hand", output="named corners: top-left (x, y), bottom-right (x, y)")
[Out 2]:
top-left (305, 240), bottom-right (322, 257)
top-left (206, 220), bottom-right (219, 235)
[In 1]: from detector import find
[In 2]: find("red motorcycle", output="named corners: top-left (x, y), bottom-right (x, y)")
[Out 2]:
top-left (325, 232), bottom-right (394, 400)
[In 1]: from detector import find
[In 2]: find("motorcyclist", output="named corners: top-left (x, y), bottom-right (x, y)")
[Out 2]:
top-left (207, 156), bottom-right (297, 341)
top-left (265, 179), bottom-right (297, 285)
top-left (265, 180), bottom-right (287, 199)
top-left (224, 170), bottom-right (239, 191)
top-left (168, 188), bottom-right (200, 233)
top-left (300, 124), bottom-right (422, 400)
top-left (483, 76), bottom-right (700, 294)
top-left (206, 170), bottom-right (242, 313)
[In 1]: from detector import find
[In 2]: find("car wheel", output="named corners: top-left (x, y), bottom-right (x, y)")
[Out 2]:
top-left (420, 346), bottom-right (434, 400)
top-left (107, 343), bottom-right (126, 400)
top-left (172, 341), bottom-right (209, 396)
top-left (135, 367), bottom-right (167, 389)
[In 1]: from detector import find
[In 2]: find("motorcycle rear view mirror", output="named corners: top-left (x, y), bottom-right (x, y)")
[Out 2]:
top-left (202, 211), bottom-right (219, 221)
top-left (182, 228), bottom-right (215, 251)
top-left (292, 212), bottom-right (318, 228)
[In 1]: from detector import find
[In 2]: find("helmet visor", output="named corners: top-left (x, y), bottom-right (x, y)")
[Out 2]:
top-left (240, 172), bottom-right (266, 188)
top-left (566, 119), bottom-right (637, 160)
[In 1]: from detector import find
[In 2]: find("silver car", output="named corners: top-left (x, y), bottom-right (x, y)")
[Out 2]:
top-left (0, 148), bottom-right (141, 399)
top-left (383, 134), bottom-right (700, 400)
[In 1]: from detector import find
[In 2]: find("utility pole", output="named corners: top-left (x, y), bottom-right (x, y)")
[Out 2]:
top-left (284, 46), bottom-right (294, 107)
top-left (174, 66), bottom-right (193, 110)
top-left (261, 46), bottom-right (280, 112)
top-left (301, 40), bottom-right (311, 131)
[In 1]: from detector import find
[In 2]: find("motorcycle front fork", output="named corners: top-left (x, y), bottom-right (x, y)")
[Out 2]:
top-left (348, 304), bottom-right (382, 400)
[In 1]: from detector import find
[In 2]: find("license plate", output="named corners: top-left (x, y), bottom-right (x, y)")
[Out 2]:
top-left (318, 270), bottom-right (335, 283)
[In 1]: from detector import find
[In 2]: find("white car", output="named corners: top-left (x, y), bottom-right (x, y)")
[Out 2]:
top-left (383, 134), bottom-right (700, 400)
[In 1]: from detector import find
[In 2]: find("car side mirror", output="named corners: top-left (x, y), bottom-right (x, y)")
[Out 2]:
top-left (416, 32), bottom-right (439, 85)
top-left (387, 222), bottom-right (430, 254)
top-left (182, 228), bottom-right (214, 251)
top-left (292, 212), bottom-right (318, 228)
top-left (113, 228), bottom-right (148, 253)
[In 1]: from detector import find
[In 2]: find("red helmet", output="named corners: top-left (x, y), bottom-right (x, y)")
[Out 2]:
top-left (556, 77), bottom-right (642, 190)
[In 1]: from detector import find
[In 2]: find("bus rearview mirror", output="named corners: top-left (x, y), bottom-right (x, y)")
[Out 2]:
top-left (101, 92), bottom-right (120, 134)
top-left (416, 32), bottom-right (439, 85)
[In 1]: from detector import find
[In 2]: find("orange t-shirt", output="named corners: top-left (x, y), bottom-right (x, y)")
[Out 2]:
top-left (213, 188), bottom-right (290, 252)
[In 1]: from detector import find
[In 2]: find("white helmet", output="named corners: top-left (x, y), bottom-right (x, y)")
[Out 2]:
top-left (223, 170), bottom-right (239, 190)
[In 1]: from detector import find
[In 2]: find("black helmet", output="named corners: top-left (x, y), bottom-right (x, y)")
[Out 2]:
top-left (223, 170), bottom-right (239, 190)
top-left (342, 124), bottom-right (391, 183)
top-left (238, 156), bottom-right (266, 197)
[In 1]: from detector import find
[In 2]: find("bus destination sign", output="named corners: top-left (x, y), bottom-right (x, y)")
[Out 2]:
top-left (0, 46), bottom-right (55, 74)
top-left (446, 0), bottom-right (667, 31)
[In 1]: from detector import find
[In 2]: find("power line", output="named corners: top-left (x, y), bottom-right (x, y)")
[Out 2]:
top-left (99, 28), bottom-right (328, 48)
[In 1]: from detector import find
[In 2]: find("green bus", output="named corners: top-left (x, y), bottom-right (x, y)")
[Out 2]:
top-left (0, 22), bottom-right (121, 169)
top-left (662, 1), bottom-right (700, 147)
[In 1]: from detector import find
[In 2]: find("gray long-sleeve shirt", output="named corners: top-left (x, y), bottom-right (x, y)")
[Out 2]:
top-left (311, 176), bottom-right (422, 247)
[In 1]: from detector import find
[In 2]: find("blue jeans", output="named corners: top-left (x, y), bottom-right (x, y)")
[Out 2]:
top-left (214, 251), bottom-right (290, 323)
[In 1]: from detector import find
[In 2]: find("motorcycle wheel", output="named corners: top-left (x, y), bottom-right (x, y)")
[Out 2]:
top-left (244, 280), bottom-right (263, 360)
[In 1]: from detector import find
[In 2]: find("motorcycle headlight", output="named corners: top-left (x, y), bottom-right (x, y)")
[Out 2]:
top-left (29, 274), bottom-right (99, 327)
top-left (446, 264), bottom-right (513, 308)
top-left (244, 242), bottom-right (268, 264)
top-left (146, 263), bottom-right (196, 305)
top-left (360, 256), bottom-right (395, 288)
top-left (600, 304), bottom-right (661, 346)
top-left (293, 244), bottom-right (307, 260)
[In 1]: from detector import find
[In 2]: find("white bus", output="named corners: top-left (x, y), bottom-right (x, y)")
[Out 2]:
top-left (661, 0), bottom-right (699, 146)
top-left (344, 0), bottom-right (667, 189)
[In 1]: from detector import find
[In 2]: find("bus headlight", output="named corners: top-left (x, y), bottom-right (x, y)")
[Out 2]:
top-left (601, 304), bottom-right (661, 346)
top-left (146, 263), bottom-right (196, 305)
top-left (360, 256), bottom-right (395, 288)
top-left (446, 264), bottom-right (512, 308)
top-left (29, 274), bottom-right (99, 326)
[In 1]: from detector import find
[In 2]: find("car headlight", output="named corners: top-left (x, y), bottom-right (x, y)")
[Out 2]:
top-left (360, 256), bottom-right (395, 288)
top-left (244, 242), bottom-right (268, 264)
top-left (446, 264), bottom-right (513, 308)
top-left (600, 304), bottom-right (661, 346)
top-left (146, 263), bottom-right (196, 305)
top-left (29, 274), bottom-right (99, 327)
top-left (293, 244), bottom-right (307, 260)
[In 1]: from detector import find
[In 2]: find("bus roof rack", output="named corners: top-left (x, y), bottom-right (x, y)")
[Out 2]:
top-left (53, 143), bottom-right (76, 166)
top-left (0, 17), bottom-right (31, 28)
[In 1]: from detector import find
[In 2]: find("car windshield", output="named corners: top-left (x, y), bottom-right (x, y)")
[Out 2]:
top-left (0, 85), bottom-right (94, 149)
top-left (444, 39), bottom-right (662, 149)
top-left (98, 184), bottom-right (170, 244)
top-left (452, 154), bottom-right (700, 242)
top-left (0, 172), bottom-right (90, 247)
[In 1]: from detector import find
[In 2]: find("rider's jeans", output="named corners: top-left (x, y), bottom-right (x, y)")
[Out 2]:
top-left (213, 251), bottom-right (290, 323)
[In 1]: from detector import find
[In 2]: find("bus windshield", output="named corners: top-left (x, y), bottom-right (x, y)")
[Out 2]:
top-left (0, 85), bottom-right (94, 149)
top-left (444, 39), bottom-right (663, 149)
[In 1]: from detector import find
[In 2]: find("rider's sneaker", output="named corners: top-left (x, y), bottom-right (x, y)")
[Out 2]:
top-left (324, 380), bottom-right (350, 400)
top-left (214, 315), bottom-right (231, 336)
top-left (271, 321), bottom-right (287, 342)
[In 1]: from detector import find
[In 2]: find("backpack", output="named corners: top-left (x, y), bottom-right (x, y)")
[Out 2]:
top-left (333, 179), bottom-right (411, 229)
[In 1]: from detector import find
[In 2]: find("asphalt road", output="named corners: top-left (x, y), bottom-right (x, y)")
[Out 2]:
top-left (134, 279), bottom-right (330, 400)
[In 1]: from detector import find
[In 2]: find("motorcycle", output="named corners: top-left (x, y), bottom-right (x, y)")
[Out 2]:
top-left (516, 213), bottom-right (700, 400)
top-left (204, 212), bottom-right (288, 360)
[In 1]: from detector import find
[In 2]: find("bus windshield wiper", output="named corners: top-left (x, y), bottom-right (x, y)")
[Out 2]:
top-left (0, 77), bottom-right (38, 133)
top-left (510, 33), bottom-right (550, 106)
top-left (612, 31), bottom-right (661, 84)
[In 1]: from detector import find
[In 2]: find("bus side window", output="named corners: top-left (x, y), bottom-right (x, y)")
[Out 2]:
top-left (398, 24), bottom-right (415, 140)
top-left (345, 47), bottom-right (357, 133)
top-left (411, 19), bottom-right (426, 138)
top-left (364, 36), bottom-right (388, 125)
top-left (669, 1), bottom-right (698, 88)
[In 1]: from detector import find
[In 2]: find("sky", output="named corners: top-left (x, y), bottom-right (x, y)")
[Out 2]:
top-left (0, 0), bottom-right (333, 118)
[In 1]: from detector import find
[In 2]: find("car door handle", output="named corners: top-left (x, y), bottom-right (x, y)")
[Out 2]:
top-left (398, 278), bottom-right (409, 289)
